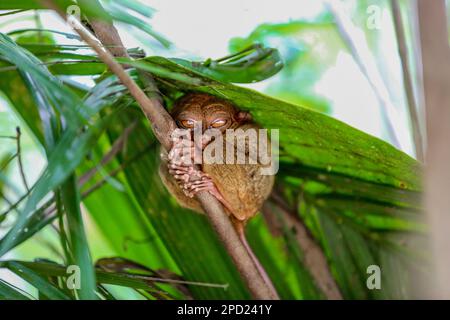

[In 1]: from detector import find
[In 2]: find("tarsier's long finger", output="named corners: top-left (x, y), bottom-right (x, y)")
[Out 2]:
top-left (168, 163), bottom-right (192, 173)
top-left (168, 163), bottom-right (201, 177)
top-left (169, 149), bottom-right (196, 166)
top-left (168, 138), bottom-right (192, 157)
top-left (169, 147), bottom-right (198, 165)
top-left (168, 145), bottom-right (183, 160)
top-left (186, 184), bottom-right (214, 195)
top-left (184, 180), bottom-right (214, 192)
top-left (181, 180), bottom-right (213, 197)
top-left (182, 189), bottom-right (195, 198)
top-left (181, 178), bottom-right (234, 214)
top-left (169, 172), bottom-right (190, 182)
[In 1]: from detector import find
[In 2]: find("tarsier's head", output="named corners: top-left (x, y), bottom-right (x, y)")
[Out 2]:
top-left (171, 93), bottom-right (252, 133)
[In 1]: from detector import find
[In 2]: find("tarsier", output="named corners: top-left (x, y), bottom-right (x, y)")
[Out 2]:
top-left (159, 92), bottom-right (276, 294)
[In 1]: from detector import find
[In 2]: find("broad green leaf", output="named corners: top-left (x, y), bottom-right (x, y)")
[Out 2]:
top-left (139, 56), bottom-right (421, 191)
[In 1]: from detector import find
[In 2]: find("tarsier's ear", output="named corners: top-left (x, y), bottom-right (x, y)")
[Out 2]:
top-left (235, 111), bottom-right (252, 123)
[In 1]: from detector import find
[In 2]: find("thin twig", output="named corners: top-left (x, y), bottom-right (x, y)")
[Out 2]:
top-left (0, 190), bottom-right (30, 218)
top-left (78, 122), bottom-right (136, 186)
top-left (0, 131), bottom-right (148, 221)
top-left (269, 192), bottom-right (342, 300)
top-left (46, 143), bottom-right (153, 220)
top-left (0, 154), bottom-right (17, 172)
top-left (15, 127), bottom-right (30, 192)
top-left (41, 0), bottom-right (278, 299)
top-left (81, 155), bottom-right (134, 197)
top-left (0, 9), bottom-right (29, 17)
top-left (0, 60), bottom-right (101, 73)
top-left (418, 0), bottom-right (450, 298)
top-left (391, 0), bottom-right (424, 162)
top-left (0, 194), bottom-right (14, 208)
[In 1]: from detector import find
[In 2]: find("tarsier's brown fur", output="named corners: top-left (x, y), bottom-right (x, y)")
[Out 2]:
top-left (159, 92), bottom-right (275, 224)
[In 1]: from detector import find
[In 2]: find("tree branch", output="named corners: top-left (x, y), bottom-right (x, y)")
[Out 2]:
top-left (418, 0), bottom-right (450, 299)
top-left (42, 0), bottom-right (277, 300)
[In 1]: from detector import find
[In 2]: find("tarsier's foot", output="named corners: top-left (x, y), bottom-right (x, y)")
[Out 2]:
top-left (182, 175), bottom-right (234, 213)
top-left (181, 172), bottom-right (212, 197)
top-left (168, 162), bottom-right (203, 183)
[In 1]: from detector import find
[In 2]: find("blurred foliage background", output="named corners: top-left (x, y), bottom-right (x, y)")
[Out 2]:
top-left (0, 0), bottom-right (427, 299)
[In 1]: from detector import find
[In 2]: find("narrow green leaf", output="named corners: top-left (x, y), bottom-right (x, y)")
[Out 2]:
top-left (171, 45), bottom-right (284, 83)
top-left (0, 113), bottom-right (116, 256)
top-left (61, 175), bottom-right (97, 300)
top-left (0, 279), bottom-right (31, 300)
top-left (1, 261), bottom-right (71, 300)
top-left (0, 33), bottom-right (86, 129)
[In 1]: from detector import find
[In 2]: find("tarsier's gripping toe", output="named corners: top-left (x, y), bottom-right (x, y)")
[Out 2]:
top-left (168, 163), bottom-right (194, 182)
top-left (180, 175), bottom-right (234, 214)
top-left (180, 172), bottom-right (212, 197)
top-left (183, 175), bottom-right (213, 194)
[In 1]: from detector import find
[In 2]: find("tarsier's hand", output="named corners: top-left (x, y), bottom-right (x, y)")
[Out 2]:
top-left (167, 130), bottom-right (212, 198)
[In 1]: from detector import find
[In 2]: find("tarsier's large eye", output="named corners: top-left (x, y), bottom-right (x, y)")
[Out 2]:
top-left (210, 119), bottom-right (227, 128)
top-left (178, 119), bottom-right (195, 129)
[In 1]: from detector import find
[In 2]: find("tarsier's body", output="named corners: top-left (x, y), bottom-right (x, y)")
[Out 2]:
top-left (159, 93), bottom-right (274, 226)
